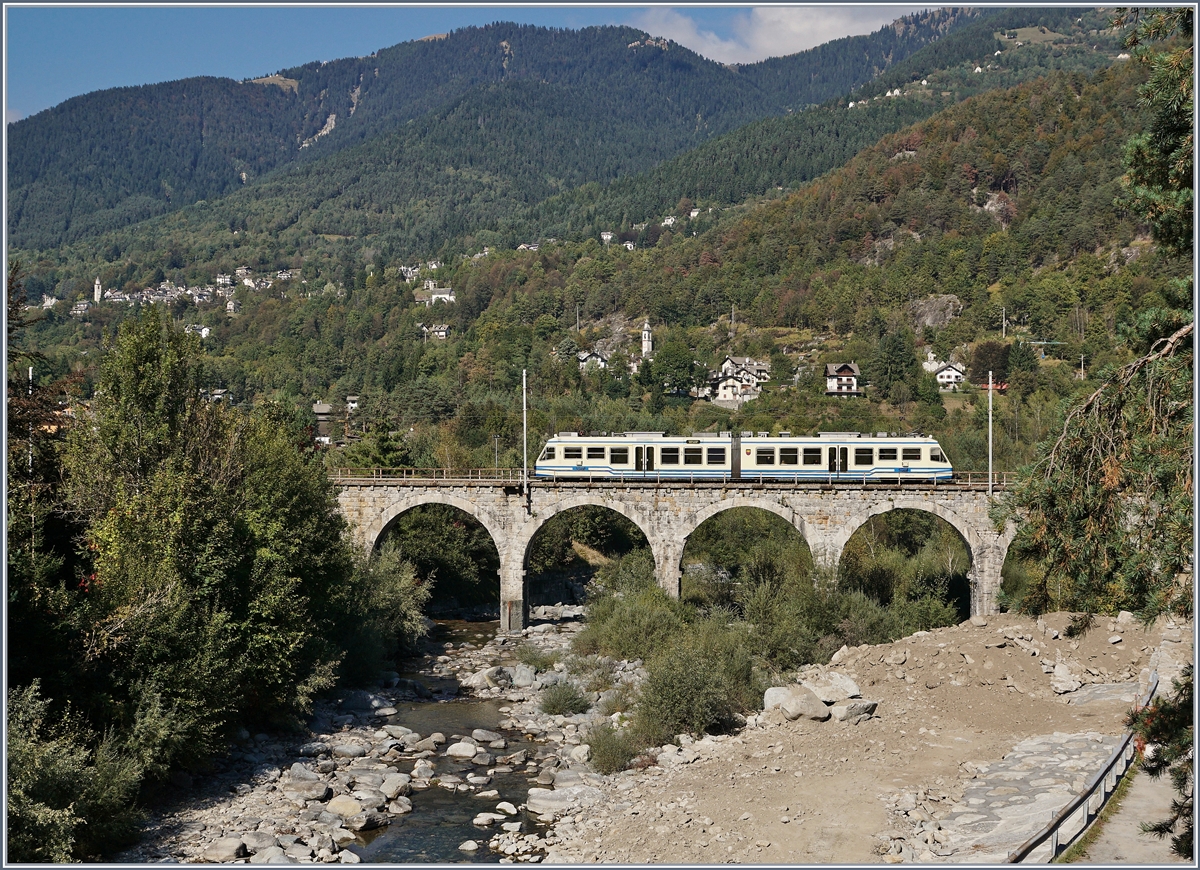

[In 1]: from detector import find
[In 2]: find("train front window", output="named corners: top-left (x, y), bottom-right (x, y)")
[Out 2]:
top-left (660, 448), bottom-right (680, 465)
top-left (878, 447), bottom-right (898, 462)
top-left (706, 447), bottom-right (726, 465)
top-left (587, 447), bottom-right (606, 460)
top-left (564, 447), bottom-right (582, 460)
top-left (854, 448), bottom-right (874, 466)
top-left (756, 447), bottom-right (775, 465)
top-left (931, 449), bottom-right (945, 463)
top-left (610, 447), bottom-right (629, 465)
top-left (540, 447), bottom-right (556, 460)
top-left (902, 448), bottom-right (922, 462)
top-left (779, 447), bottom-right (798, 465)
top-left (802, 448), bottom-right (821, 465)
top-left (684, 447), bottom-right (703, 465)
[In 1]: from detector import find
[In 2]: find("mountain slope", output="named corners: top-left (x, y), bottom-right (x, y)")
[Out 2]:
top-left (8, 12), bottom-right (985, 250)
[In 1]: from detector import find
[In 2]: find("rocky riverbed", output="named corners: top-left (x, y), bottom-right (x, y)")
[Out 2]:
top-left (113, 607), bottom-right (1191, 864)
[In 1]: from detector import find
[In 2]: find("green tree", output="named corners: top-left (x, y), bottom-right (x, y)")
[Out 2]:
top-left (1116, 8), bottom-right (1193, 256)
top-left (869, 329), bottom-right (918, 395)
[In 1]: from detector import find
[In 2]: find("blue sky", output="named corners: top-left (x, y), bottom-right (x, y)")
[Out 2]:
top-left (5, 4), bottom-right (927, 123)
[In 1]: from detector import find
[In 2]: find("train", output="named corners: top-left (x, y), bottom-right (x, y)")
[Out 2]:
top-left (533, 431), bottom-right (953, 482)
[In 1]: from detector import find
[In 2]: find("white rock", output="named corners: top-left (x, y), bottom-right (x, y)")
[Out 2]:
top-left (800, 672), bottom-right (861, 703)
top-left (459, 840), bottom-right (479, 852)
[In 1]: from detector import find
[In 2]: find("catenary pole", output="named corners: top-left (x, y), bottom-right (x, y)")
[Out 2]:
top-left (522, 369), bottom-right (528, 491)
top-left (988, 370), bottom-right (994, 497)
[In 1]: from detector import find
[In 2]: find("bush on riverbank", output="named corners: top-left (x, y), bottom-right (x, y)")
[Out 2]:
top-left (539, 682), bottom-right (592, 715)
top-left (586, 723), bottom-right (640, 774)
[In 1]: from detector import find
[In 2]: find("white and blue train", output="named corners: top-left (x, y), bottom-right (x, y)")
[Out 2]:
top-left (534, 431), bottom-right (953, 482)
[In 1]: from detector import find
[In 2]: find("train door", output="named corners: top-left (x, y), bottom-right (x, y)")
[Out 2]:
top-left (635, 446), bottom-right (655, 472)
top-left (731, 435), bottom-right (742, 479)
top-left (827, 446), bottom-right (848, 476)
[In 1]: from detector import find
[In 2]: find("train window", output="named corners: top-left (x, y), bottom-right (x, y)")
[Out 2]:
top-left (878, 447), bottom-right (898, 461)
top-left (610, 447), bottom-right (629, 465)
top-left (902, 448), bottom-right (922, 462)
top-left (706, 447), bottom-right (726, 465)
top-left (854, 448), bottom-right (874, 466)
top-left (587, 447), bottom-right (606, 459)
top-left (564, 447), bottom-right (583, 459)
top-left (779, 448), bottom-right (799, 465)
top-left (931, 449), bottom-right (946, 463)
top-left (660, 448), bottom-right (680, 465)
top-left (802, 448), bottom-right (822, 465)
top-left (684, 447), bottom-right (703, 465)
top-left (756, 447), bottom-right (775, 465)
top-left (540, 447), bottom-right (555, 460)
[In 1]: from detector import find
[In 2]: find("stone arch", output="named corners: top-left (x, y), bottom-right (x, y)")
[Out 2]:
top-left (831, 497), bottom-right (1011, 617)
top-left (512, 493), bottom-right (655, 570)
top-left (686, 497), bottom-right (811, 546)
top-left (366, 492), bottom-right (506, 556)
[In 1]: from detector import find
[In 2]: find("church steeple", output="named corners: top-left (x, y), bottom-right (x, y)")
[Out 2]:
top-left (641, 320), bottom-right (653, 357)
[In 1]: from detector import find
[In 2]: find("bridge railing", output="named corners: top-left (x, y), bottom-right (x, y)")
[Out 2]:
top-left (332, 468), bottom-right (1019, 488)
top-left (332, 467), bottom-right (525, 484)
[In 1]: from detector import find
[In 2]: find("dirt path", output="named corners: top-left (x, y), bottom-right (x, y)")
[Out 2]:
top-left (542, 611), bottom-right (1189, 864)
top-left (1074, 767), bottom-right (1189, 864)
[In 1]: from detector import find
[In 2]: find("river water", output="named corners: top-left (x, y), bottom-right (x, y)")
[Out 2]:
top-left (346, 620), bottom-right (551, 864)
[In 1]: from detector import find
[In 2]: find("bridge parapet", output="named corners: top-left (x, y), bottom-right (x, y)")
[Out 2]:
top-left (335, 473), bottom-right (1017, 631)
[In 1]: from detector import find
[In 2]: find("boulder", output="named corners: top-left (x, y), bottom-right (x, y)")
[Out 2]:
top-left (242, 831), bottom-right (280, 853)
top-left (446, 741), bottom-right (479, 759)
top-left (204, 837), bottom-right (248, 862)
top-left (282, 781), bottom-right (331, 802)
top-left (345, 811), bottom-right (389, 832)
top-left (781, 686), bottom-right (831, 722)
top-left (381, 725), bottom-right (412, 739)
top-left (248, 846), bottom-right (289, 864)
top-left (526, 785), bottom-right (603, 818)
top-left (380, 774), bottom-right (412, 800)
top-left (459, 841), bottom-right (479, 852)
top-left (512, 664), bottom-right (537, 688)
top-left (569, 744), bottom-right (591, 763)
top-left (800, 672), bottom-right (861, 703)
top-left (830, 699), bottom-right (878, 721)
top-left (339, 690), bottom-right (379, 712)
top-left (327, 795), bottom-right (364, 817)
top-left (496, 801), bottom-right (518, 816)
top-left (1051, 662), bottom-right (1083, 694)
top-left (388, 796), bottom-right (413, 814)
top-left (472, 728), bottom-right (503, 743)
top-left (332, 744), bottom-right (367, 758)
top-left (298, 742), bottom-right (329, 758)
top-left (289, 762), bottom-right (320, 781)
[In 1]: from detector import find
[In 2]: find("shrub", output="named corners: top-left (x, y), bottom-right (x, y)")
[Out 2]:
top-left (586, 723), bottom-right (640, 774)
top-left (631, 616), bottom-right (758, 744)
top-left (539, 682), bottom-right (592, 716)
top-left (6, 683), bottom-right (144, 862)
top-left (516, 643), bottom-right (559, 672)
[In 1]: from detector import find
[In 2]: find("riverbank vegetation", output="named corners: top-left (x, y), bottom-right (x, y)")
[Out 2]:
top-left (5, 295), bottom-right (432, 861)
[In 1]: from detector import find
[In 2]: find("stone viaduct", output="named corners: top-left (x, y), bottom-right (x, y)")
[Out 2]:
top-left (336, 474), bottom-right (1016, 632)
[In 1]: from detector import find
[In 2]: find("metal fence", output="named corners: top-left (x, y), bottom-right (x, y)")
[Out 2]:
top-left (1005, 671), bottom-right (1161, 863)
top-left (332, 468), bottom-right (1018, 489)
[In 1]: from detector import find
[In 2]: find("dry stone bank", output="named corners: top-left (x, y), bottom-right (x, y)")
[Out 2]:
top-left (113, 608), bottom-right (1190, 864)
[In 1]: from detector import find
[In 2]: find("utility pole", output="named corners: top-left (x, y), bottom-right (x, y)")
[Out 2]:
top-left (988, 370), bottom-right (994, 498)
top-left (522, 369), bottom-right (528, 492)
top-left (576, 302), bottom-right (581, 332)
top-left (1080, 355), bottom-right (1085, 380)
top-left (493, 434), bottom-right (499, 470)
top-left (1001, 307), bottom-right (1006, 339)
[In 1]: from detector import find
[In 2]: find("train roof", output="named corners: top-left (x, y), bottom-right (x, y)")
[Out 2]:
top-left (546, 431), bottom-right (941, 440)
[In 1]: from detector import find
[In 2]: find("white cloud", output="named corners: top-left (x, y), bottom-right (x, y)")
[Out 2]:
top-left (6, 108), bottom-right (24, 124)
top-left (631, 6), bottom-right (929, 65)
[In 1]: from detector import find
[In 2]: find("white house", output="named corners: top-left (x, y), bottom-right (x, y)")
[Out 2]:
top-left (710, 355), bottom-right (772, 405)
top-left (601, 231), bottom-right (615, 244)
top-left (661, 215), bottom-right (677, 227)
top-left (184, 324), bottom-right (212, 339)
top-left (934, 362), bottom-right (966, 390)
top-left (825, 362), bottom-right (862, 396)
top-left (624, 241), bottom-right (636, 251)
top-left (576, 350), bottom-right (608, 371)
top-left (70, 300), bottom-right (91, 317)
top-left (426, 324), bottom-right (451, 340)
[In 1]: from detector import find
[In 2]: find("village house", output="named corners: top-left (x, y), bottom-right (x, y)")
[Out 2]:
top-left (421, 323), bottom-right (451, 340)
top-left (226, 299), bottom-right (241, 314)
top-left (600, 231), bottom-right (615, 244)
top-left (623, 241), bottom-right (636, 251)
top-left (825, 362), bottom-right (862, 396)
top-left (216, 273), bottom-right (233, 286)
top-left (576, 350), bottom-right (608, 371)
top-left (184, 324), bottom-right (212, 339)
top-left (934, 362), bottom-right (966, 390)
top-left (661, 215), bottom-right (677, 227)
top-left (709, 355), bottom-right (771, 406)
top-left (70, 300), bottom-right (90, 317)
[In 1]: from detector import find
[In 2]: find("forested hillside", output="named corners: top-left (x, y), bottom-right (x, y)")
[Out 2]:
top-left (8, 11), bottom-right (984, 250)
